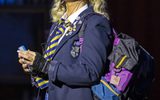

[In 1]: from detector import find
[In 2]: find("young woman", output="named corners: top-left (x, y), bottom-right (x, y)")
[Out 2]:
top-left (18, 0), bottom-right (113, 100)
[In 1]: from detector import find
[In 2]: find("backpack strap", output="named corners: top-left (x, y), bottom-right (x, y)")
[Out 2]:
top-left (77, 12), bottom-right (108, 52)
top-left (100, 79), bottom-right (120, 96)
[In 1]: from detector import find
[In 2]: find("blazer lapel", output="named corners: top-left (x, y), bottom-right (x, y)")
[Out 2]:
top-left (51, 6), bottom-right (94, 59)
top-left (52, 20), bottom-right (83, 58)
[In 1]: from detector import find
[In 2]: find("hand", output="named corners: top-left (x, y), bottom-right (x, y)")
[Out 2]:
top-left (18, 50), bottom-right (36, 72)
top-left (18, 50), bottom-right (47, 74)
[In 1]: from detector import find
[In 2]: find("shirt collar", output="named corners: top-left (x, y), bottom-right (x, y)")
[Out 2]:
top-left (62, 4), bottom-right (88, 24)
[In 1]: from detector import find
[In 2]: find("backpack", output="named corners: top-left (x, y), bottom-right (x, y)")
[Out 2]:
top-left (91, 29), bottom-right (155, 100)
top-left (77, 13), bottom-right (154, 100)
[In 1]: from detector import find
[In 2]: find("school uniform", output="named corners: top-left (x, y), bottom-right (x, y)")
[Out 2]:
top-left (44, 5), bottom-right (113, 100)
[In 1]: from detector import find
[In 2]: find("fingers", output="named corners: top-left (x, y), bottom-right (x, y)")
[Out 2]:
top-left (19, 58), bottom-right (32, 73)
top-left (22, 64), bottom-right (31, 72)
top-left (26, 50), bottom-right (36, 61)
top-left (17, 50), bottom-right (36, 73)
top-left (18, 50), bottom-right (36, 62)
top-left (22, 63), bottom-right (28, 69)
top-left (28, 50), bottom-right (36, 56)
top-left (19, 58), bottom-right (33, 65)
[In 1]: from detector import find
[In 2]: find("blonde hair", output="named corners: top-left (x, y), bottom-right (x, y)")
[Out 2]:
top-left (51, 0), bottom-right (109, 22)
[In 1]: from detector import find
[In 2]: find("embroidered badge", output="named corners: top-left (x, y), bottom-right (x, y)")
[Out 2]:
top-left (71, 40), bottom-right (81, 58)
top-left (110, 75), bottom-right (121, 86)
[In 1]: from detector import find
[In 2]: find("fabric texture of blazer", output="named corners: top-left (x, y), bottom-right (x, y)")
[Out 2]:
top-left (44, 6), bottom-right (113, 100)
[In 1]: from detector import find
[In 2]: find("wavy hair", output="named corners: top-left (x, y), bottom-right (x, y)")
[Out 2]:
top-left (51, 0), bottom-right (109, 22)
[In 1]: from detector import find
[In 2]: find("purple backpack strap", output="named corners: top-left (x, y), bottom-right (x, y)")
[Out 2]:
top-left (78, 13), bottom-right (101, 53)
top-left (112, 28), bottom-right (120, 46)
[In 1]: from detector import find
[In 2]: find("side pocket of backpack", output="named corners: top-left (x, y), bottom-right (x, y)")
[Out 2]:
top-left (92, 77), bottom-right (121, 100)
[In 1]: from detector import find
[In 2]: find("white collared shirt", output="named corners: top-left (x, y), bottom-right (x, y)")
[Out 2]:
top-left (58, 4), bottom-right (88, 43)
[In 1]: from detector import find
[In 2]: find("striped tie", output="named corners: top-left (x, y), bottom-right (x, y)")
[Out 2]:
top-left (44, 18), bottom-right (71, 61)
top-left (32, 18), bottom-right (71, 89)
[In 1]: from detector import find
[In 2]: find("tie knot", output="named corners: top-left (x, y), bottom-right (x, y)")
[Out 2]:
top-left (64, 20), bottom-right (72, 27)
top-left (58, 18), bottom-right (71, 28)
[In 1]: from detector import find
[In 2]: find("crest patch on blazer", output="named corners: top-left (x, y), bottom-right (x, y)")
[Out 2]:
top-left (70, 40), bottom-right (81, 58)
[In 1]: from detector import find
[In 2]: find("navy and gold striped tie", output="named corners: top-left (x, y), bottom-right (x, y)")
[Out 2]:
top-left (33, 18), bottom-right (71, 89)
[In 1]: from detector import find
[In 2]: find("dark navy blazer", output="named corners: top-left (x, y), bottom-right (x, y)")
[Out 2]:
top-left (46, 7), bottom-right (113, 100)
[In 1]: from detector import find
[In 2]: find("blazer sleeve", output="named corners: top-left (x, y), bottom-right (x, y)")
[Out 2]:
top-left (48, 15), bottom-right (113, 86)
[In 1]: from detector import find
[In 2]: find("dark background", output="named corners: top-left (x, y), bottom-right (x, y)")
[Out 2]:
top-left (0, 0), bottom-right (159, 100)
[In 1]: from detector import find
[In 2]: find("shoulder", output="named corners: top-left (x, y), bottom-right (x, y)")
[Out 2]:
top-left (85, 13), bottom-right (109, 23)
top-left (83, 13), bottom-right (110, 29)
top-left (79, 6), bottom-right (110, 26)
top-left (83, 13), bottom-right (111, 33)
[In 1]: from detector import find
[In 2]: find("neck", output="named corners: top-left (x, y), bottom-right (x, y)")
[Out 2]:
top-left (65, 0), bottom-right (86, 17)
